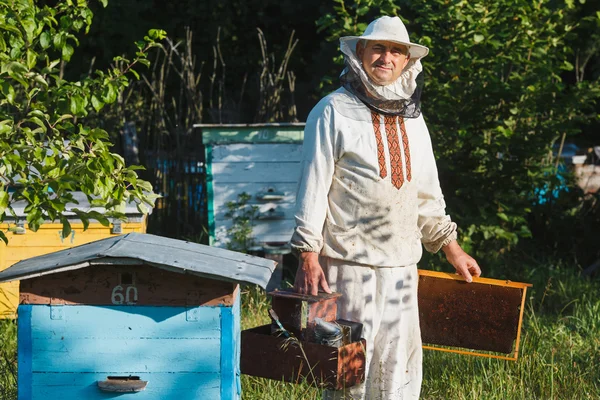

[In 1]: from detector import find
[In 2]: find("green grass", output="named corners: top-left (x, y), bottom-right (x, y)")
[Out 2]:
top-left (240, 257), bottom-right (600, 399)
top-left (0, 319), bottom-right (16, 400)
top-left (0, 259), bottom-right (598, 399)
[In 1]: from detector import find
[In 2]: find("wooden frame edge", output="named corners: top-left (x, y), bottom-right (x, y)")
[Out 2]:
top-left (418, 269), bottom-right (533, 289)
top-left (422, 345), bottom-right (517, 361)
top-left (420, 278), bottom-right (531, 361)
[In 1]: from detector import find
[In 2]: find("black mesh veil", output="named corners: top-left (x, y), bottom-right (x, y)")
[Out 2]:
top-left (338, 36), bottom-right (426, 118)
top-left (340, 61), bottom-right (423, 118)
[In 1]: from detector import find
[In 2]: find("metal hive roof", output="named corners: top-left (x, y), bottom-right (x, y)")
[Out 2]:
top-left (0, 233), bottom-right (276, 288)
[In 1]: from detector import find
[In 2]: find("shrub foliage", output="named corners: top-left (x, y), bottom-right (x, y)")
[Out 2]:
top-left (317, 0), bottom-right (600, 259)
top-left (0, 0), bottom-right (163, 242)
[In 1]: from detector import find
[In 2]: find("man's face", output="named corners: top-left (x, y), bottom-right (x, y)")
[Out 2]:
top-left (357, 40), bottom-right (411, 86)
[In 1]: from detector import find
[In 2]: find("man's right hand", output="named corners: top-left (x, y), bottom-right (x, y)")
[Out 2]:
top-left (293, 252), bottom-right (332, 296)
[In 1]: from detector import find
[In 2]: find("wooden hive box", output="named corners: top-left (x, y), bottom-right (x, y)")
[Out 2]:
top-left (241, 291), bottom-right (366, 390)
top-left (0, 192), bottom-right (148, 318)
top-left (0, 233), bottom-right (276, 400)
top-left (198, 123), bottom-right (305, 290)
top-left (418, 270), bottom-right (532, 360)
top-left (240, 273), bottom-right (532, 392)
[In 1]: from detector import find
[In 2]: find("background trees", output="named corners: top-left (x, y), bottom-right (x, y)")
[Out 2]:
top-left (0, 0), bottom-right (161, 243)
top-left (1, 0), bottom-right (598, 264)
top-left (316, 0), bottom-right (600, 265)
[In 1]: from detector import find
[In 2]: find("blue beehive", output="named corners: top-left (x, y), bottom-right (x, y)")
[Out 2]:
top-left (0, 233), bottom-right (276, 400)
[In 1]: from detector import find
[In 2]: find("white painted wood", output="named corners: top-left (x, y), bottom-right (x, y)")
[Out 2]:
top-left (213, 219), bottom-right (295, 248)
top-left (213, 182), bottom-right (298, 205)
top-left (212, 144), bottom-right (303, 163)
top-left (210, 143), bottom-right (304, 246)
top-left (211, 161), bottom-right (301, 184)
top-left (214, 202), bottom-right (296, 221)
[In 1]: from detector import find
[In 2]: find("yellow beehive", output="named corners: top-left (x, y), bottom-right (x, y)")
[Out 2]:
top-left (0, 192), bottom-right (148, 318)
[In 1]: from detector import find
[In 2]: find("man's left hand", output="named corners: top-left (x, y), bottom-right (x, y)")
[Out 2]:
top-left (442, 240), bottom-right (481, 283)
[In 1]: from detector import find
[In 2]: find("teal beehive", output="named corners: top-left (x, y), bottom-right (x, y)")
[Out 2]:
top-left (0, 233), bottom-right (276, 400)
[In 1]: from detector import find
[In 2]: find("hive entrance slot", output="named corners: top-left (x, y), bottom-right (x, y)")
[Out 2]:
top-left (98, 376), bottom-right (148, 393)
top-left (107, 376), bottom-right (140, 381)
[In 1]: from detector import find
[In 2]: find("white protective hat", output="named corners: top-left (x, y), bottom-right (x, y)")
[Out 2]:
top-left (339, 16), bottom-right (429, 60)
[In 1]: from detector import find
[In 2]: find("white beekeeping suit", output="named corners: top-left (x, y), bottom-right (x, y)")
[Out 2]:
top-left (291, 16), bottom-right (462, 400)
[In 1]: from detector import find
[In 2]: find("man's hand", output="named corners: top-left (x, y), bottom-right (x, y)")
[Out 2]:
top-left (442, 240), bottom-right (481, 283)
top-left (293, 252), bottom-right (332, 296)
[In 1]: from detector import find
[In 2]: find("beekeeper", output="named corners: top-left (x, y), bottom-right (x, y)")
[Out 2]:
top-left (291, 16), bottom-right (482, 399)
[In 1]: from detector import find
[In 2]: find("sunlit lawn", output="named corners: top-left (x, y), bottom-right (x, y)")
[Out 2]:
top-left (0, 257), bottom-right (598, 399)
top-left (241, 257), bottom-right (600, 400)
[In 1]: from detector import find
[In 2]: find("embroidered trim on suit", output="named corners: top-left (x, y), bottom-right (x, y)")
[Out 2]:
top-left (399, 117), bottom-right (412, 182)
top-left (371, 111), bottom-right (387, 179)
top-left (384, 115), bottom-right (404, 189)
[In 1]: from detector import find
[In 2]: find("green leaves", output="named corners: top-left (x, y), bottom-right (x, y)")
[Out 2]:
top-left (4, 61), bottom-right (29, 88)
top-left (0, 0), bottom-right (161, 242)
top-left (147, 29), bottom-right (167, 41)
top-left (69, 95), bottom-right (87, 115)
top-left (101, 82), bottom-right (117, 103)
top-left (62, 44), bottom-right (74, 61)
top-left (316, 0), bottom-right (399, 40)
top-left (91, 95), bottom-right (104, 112)
top-left (317, 0), bottom-right (600, 258)
top-left (0, 190), bottom-right (9, 217)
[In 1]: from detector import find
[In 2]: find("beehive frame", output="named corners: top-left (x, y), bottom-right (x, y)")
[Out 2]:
top-left (418, 270), bottom-right (532, 361)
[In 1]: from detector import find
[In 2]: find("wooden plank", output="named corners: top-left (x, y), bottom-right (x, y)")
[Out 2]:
top-left (30, 305), bottom-right (221, 340)
top-left (4, 223), bottom-right (112, 232)
top-left (32, 372), bottom-right (221, 400)
top-left (211, 162), bottom-right (301, 184)
top-left (0, 281), bottom-right (19, 297)
top-left (0, 282), bottom-right (18, 318)
top-left (418, 270), bottom-right (532, 289)
top-left (213, 219), bottom-right (295, 247)
top-left (214, 202), bottom-right (295, 221)
top-left (232, 286), bottom-right (241, 396)
top-left (5, 243), bottom-right (116, 263)
top-left (200, 125), bottom-right (304, 145)
top-left (241, 325), bottom-right (366, 390)
top-left (513, 286), bottom-right (529, 360)
top-left (20, 265), bottom-right (236, 306)
top-left (212, 144), bottom-right (303, 163)
top-left (29, 305), bottom-right (221, 374)
top-left (3, 231), bottom-right (145, 259)
top-left (220, 298), bottom-right (238, 399)
top-left (8, 192), bottom-right (145, 218)
top-left (206, 145), bottom-right (216, 246)
top-left (32, 337), bottom-right (221, 373)
top-left (4, 230), bottom-right (140, 246)
top-left (1, 222), bottom-right (145, 231)
top-left (214, 219), bottom-right (295, 235)
top-left (196, 122), bottom-right (305, 128)
top-left (18, 305), bottom-right (33, 400)
top-left (213, 182), bottom-right (298, 205)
